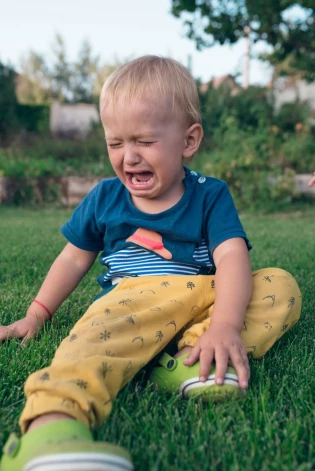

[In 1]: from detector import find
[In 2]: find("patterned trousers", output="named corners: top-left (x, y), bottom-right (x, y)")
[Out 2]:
top-left (20, 268), bottom-right (301, 432)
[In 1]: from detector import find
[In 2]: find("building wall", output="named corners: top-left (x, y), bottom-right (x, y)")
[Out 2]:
top-left (50, 100), bottom-right (100, 138)
top-left (273, 78), bottom-right (315, 114)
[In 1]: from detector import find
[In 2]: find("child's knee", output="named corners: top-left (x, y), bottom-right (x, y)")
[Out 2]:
top-left (253, 267), bottom-right (301, 301)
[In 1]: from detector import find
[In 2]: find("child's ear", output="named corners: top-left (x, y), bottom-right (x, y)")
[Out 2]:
top-left (183, 124), bottom-right (203, 159)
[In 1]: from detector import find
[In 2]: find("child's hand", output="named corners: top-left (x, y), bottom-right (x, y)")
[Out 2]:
top-left (0, 314), bottom-right (45, 343)
top-left (183, 323), bottom-right (250, 389)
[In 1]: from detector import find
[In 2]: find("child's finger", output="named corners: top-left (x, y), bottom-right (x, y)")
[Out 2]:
top-left (0, 325), bottom-right (17, 341)
top-left (213, 347), bottom-right (229, 385)
top-left (198, 347), bottom-right (215, 381)
top-left (21, 333), bottom-right (35, 346)
top-left (183, 345), bottom-right (200, 366)
top-left (230, 349), bottom-right (250, 389)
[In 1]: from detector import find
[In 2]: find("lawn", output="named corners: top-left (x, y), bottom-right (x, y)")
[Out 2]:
top-left (0, 206), bottom-right (314, 471)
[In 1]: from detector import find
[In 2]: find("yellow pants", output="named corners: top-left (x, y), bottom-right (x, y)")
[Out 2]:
top-left (20, 268), bottom-right (301, 432)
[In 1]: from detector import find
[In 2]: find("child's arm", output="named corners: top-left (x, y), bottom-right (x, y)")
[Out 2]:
top-left (184, 237), bottom-right (252, 389)
top-left (0, 242), bottom-right (99, 341)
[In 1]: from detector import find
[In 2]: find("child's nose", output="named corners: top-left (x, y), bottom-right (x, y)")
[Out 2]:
top-left (124, 146), bottom-right (142, 165)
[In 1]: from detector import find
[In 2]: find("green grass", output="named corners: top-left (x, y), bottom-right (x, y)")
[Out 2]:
top-left (0, 206), bottom-right (314, 471)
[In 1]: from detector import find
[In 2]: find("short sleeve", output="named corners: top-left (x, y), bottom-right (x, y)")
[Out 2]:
top-left (205, 181), bottom-right (251, 255)
top-left (61, 183), bottom-right (105, 251)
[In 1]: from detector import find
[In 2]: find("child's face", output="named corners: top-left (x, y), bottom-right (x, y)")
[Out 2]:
top-left (101, 94), bottom-right (193, 213)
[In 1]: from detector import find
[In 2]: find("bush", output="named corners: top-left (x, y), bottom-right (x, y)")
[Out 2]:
top-left (0, 129), bottom-right (114, 178)
top-left (278, 130), bottom-right (315, 172)
top-left (200, 85), bottom-right (273, 150)
top-left (4, 177), bottom-right (62, 206)
top-left (190, 118), bottom-right (302, 212)
top-left (16, 104), bottom-right (50, 133)
top-left (274, 102), bottom-right (310, 132)
top-left (0, 129), bottom-right (114, 205)
top-left (194, 85), bottom-right (315, 211)
top-left (0, 62), bottom-right (19, 142)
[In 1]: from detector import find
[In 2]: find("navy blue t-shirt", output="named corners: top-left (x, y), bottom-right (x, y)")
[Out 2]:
top-left (61, 168), bottom-right (251, 293)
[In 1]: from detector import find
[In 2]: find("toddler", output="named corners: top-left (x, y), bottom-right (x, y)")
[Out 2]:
top-left (0, 56), bottom-right (301, 471)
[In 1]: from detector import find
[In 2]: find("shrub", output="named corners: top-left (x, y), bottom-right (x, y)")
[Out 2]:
top-left (274, 102), bottom-right (310, 132)
top-left (4, 177), bottom-right (62, 206)
top-left (278, 131), bottom-right (315, 172)
top-left (0, 129), bottom-right (114, 205)
top-left (200, 85), bottom-right (273, 150)
top-left (0, 129), bottom-right (114, 178)
top-left (190, 118), bottom-right (301, 211)
top-left (0, 62), bottom-right (19, 142)
top-left (16, 104), bottom-right (50, 133)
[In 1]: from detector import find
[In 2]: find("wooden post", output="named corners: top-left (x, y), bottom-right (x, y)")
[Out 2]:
top-left (244, 26), bottom-right (251, 89)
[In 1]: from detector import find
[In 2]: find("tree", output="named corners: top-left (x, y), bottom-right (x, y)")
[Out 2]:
top-left (16, 51), bottom-right (51, 104)
top-left (50, 33), bottom-right (72, 101)
top-left (93, 59), bottom-right (124, 99)
top-left (171, 1), bottom-right (315, 80)
top-left (14, 34), bottom-right (125, 105)
top-left (0, 62), bottom-right (18, 141)
top-left (71, 40), bottom-right (100, 103)
top-left (49, 34), bottom-right (118, 103)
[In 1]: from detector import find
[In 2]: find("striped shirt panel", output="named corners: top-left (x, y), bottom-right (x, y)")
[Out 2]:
top-left (100, 240), bottom-right (213, 284)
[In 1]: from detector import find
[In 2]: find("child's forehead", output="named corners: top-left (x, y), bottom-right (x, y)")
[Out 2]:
top-left (101, 90), bottom-right (185, 124)
top-left (103, 89), bottom-right (167, 110)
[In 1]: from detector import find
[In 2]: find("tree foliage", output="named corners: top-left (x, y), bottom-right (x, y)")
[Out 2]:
top-left (50, 34), bottom-right (72, 102)
top-left (51, 35), bottom-right (100, 103)
top-left (171, 0), bottom-right (315, 80)
top-left (16, 51), bottom-right (51, 104)
top-left (16, 34), bottom-right (120, 104)
top-left (199, 84), bottom-right (274, 147)
top-left (0, 62), bottom-right (18, 141)
top-left (71, 40), bottom-right (100, 103)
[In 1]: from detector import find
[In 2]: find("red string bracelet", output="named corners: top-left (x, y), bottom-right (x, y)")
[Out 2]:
top-left (32, 299), bottom-right (52, 320)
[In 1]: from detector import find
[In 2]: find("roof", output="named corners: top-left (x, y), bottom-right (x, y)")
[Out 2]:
top-left (200, 74), bottom-right (241, 95)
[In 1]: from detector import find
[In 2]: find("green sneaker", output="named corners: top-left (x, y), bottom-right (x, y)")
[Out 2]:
top-left (149, 353), bottom-right (246, 402)
top-left (0, 419), bottom-right (133, 471)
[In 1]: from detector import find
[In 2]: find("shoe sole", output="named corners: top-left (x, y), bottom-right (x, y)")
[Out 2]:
top-left (23, 452), bottom-right (133, 471)
top-left (179, 372), bottom-right (245, 398)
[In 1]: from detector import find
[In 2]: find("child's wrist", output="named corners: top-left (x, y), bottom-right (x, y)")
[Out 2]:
top-left (210, 320), bottom-right (243, 333)
top-left (27, 299), bottom-right (53, 321)
top-left (26, 311), bottom-right (50, 323)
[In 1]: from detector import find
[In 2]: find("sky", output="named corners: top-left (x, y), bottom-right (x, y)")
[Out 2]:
top-left (0, 0), bottom-right (274, 86)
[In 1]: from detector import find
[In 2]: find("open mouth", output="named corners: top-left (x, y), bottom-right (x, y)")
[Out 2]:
top-left (126, 171), bottom-right (154, 187)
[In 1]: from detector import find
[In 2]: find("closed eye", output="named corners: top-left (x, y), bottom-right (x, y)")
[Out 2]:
top-left (139, 141), bottom-right (154, 146)
top-left (107, 143), bottom-right (121, 149)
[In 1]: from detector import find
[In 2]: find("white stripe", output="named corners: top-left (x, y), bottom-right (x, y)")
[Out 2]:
top-left (103, 268), bottom-right (198, 279)
top-left (110, 260), bottom-right (199, 271)
top-left (104, 264), bottom-right (199, 273)
top-left (108, 263), bottom-right (199, 271)
top-left (101, 243), bottom-right (213, 282)
top-left (182, 379), bottom-right (244, 396)
top-left (179, 373), bottom-right (240, 395)
top-left (105, 252), bottom-right (156, 260)
top-left (24, 452), bottom-right (133, 471)
top-left (105, 263), bottom-right (198, 270)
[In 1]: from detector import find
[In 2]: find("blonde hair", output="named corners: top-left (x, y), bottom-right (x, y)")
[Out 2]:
top-left (100, 55), bottom-right (201, 125)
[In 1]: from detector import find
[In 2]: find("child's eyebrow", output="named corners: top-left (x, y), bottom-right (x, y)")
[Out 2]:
top-left (105, 132), bottom-right (159, 141)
